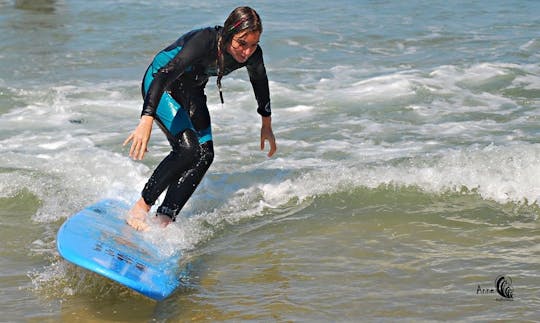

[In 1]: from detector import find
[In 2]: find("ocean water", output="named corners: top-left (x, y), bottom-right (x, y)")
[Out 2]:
top-left (1, 0), bottom-right (539, 321)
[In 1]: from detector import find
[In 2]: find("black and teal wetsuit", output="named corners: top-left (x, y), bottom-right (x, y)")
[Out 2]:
top-left (140, 26), bottom-right (271, 220)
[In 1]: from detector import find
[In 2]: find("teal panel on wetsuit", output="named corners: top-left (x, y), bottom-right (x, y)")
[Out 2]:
top-left (143, 66), bottom-right (191, 137)
top-left (197, 127), bottom-right (212, 144)
top-left (153, 47), bottom-right (182, 70)
top-left (160, 91), bottom-right (193, 136)
top-left (143, 46), bottom-right (213, 143)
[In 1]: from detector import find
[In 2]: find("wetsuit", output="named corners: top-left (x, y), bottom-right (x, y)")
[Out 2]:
top-left (140, 26), bottom-right (271, 220)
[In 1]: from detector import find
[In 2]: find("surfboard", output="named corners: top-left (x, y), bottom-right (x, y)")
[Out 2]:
top-left (56, 199), bottom-right (183, 300)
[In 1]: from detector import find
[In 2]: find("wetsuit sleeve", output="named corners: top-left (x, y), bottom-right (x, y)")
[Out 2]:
top-left (141, 30), bottom-right (214, 117)
top-left (247, 46), bottom-right (271, 117)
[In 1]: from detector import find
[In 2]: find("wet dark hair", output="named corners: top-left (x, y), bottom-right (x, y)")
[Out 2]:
top-left (216, 6), bottom-right (263, 103)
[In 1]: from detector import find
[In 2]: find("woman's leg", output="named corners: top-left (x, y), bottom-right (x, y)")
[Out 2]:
top-left (128, 127), bottom-right (201, 229)
top-left (154, 88), bottom-right (214, 221)
top-left (140, 128), bottom-right (200, 206)
top-left (156, 140), bottom-right (214, 220)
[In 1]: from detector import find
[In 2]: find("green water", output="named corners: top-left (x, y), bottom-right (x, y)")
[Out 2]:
top-left (13, 188), bottom-right (538, 322)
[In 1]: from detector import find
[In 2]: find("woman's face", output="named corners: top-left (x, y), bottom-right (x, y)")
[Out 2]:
top-left (226, 31), bottom-right (261, 63)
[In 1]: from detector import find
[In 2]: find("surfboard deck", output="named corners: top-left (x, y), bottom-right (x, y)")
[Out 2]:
top-left (56, 199), bottom-right (182, 300)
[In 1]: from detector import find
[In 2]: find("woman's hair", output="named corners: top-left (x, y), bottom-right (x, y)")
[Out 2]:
top-left (216, 6), bottom-right (263, 103)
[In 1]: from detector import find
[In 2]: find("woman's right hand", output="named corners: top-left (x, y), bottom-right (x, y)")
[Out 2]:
top-left (123, 115), bottom-right (154, 160)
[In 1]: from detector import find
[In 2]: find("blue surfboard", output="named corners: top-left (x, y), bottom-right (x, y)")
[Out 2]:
top-left (56, 199), bottom-right (183, 300)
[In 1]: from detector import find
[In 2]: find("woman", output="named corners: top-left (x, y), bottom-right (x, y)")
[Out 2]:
top-left (123, 6), bottom-right (276, 230)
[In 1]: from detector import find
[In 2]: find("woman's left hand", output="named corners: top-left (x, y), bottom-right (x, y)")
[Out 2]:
top-left (260, 116), bottom-right (277, 157)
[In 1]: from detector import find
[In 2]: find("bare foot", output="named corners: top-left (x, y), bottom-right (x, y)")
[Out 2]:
top-left (154, 214), bottom-right (173, 228)
top-left (126, 198), bottom-right (151, 231)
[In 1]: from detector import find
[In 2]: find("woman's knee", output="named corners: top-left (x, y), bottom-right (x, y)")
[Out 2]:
top-left (199, 141), bottom-right (214, 170)
top-left (168, 129), bottom-right (201, 166)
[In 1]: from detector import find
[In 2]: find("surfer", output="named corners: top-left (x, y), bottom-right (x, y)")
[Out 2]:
top-left (123, 6), bottom-right (276, 230)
